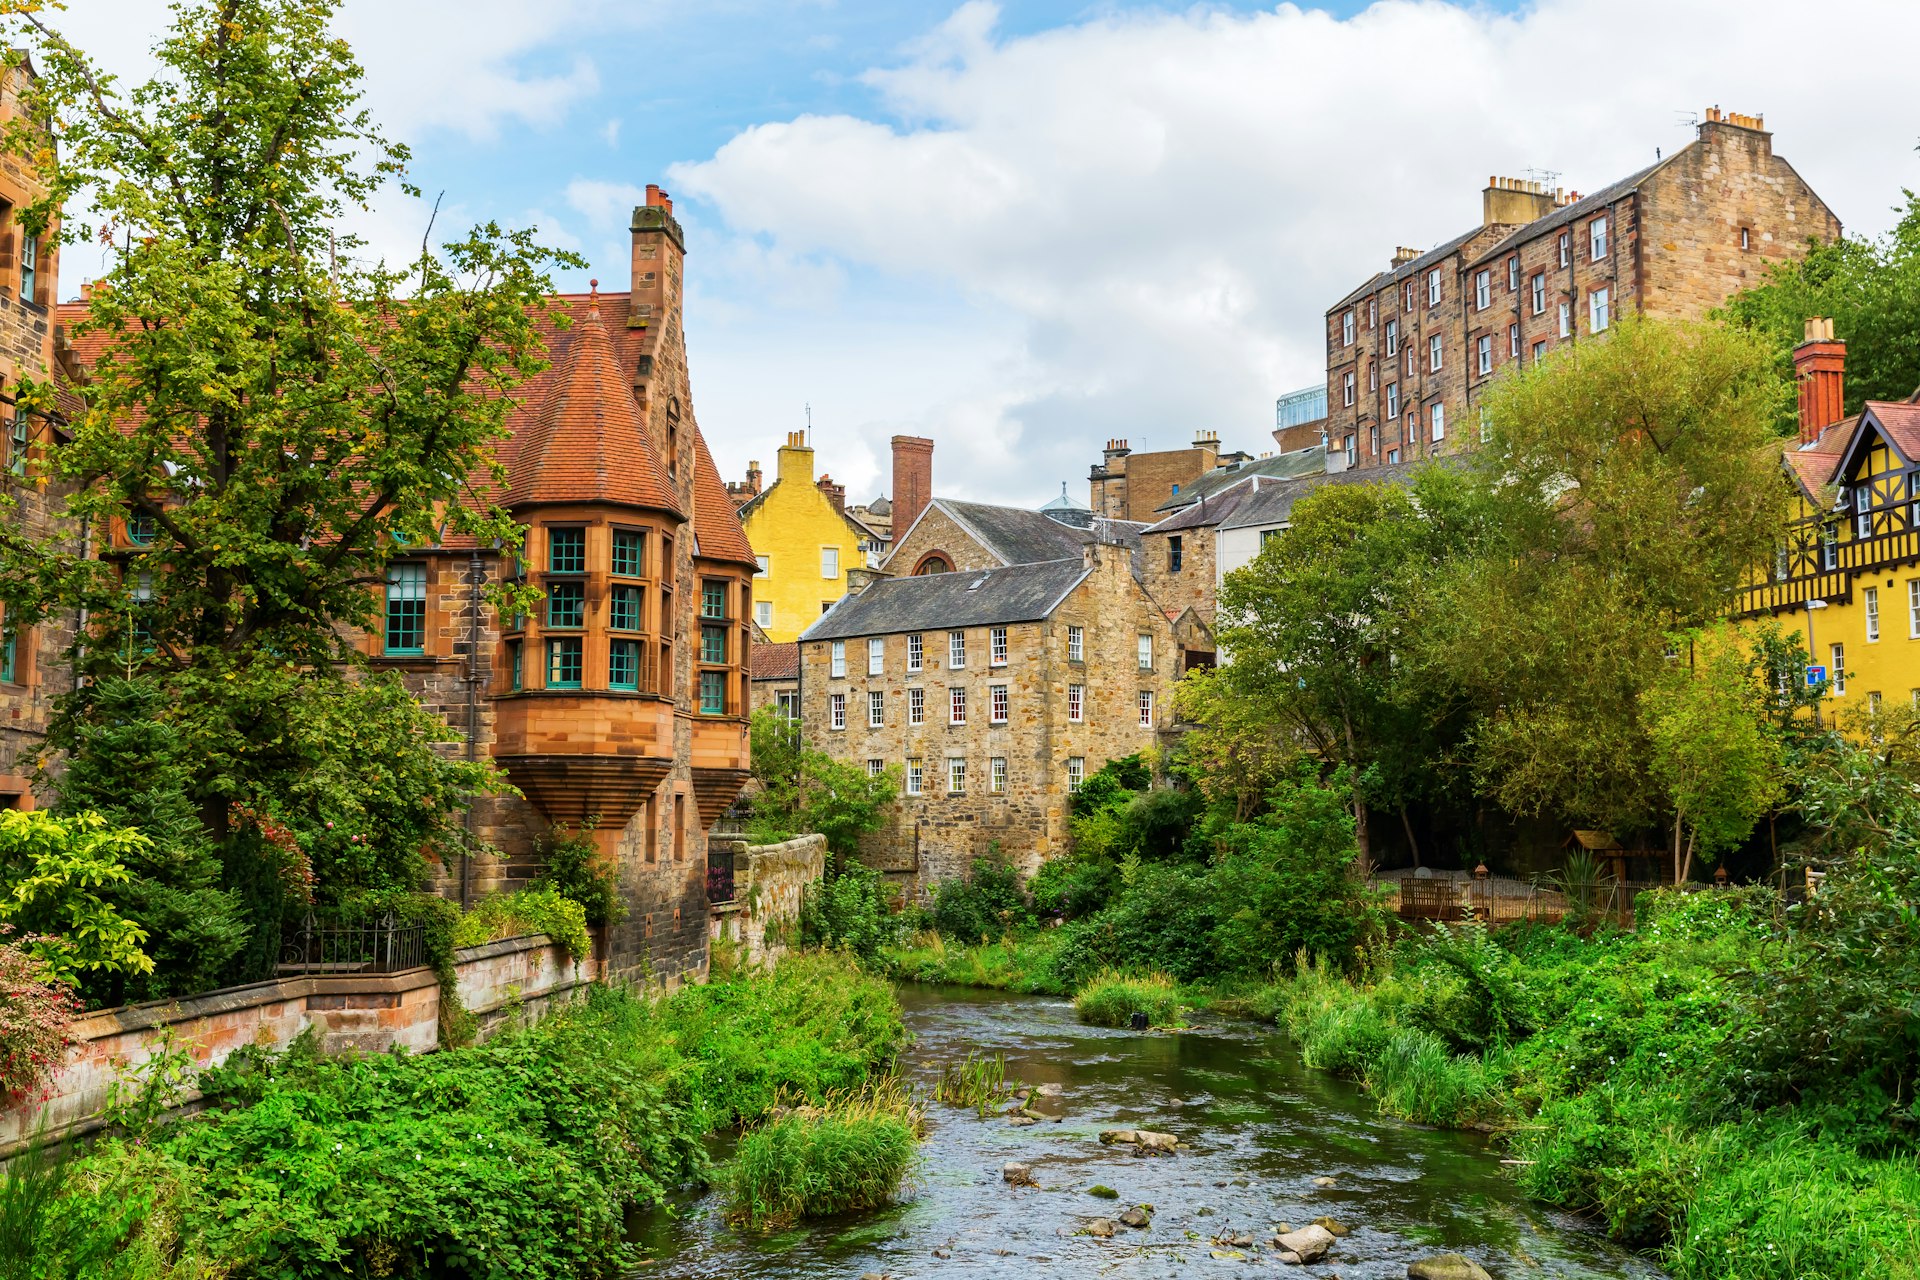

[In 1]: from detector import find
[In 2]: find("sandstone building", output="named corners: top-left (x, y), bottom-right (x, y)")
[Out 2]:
top-left (798, 541), bottom-right (1176, 894)
top-left (56, 185), bottom-right (756, 985)
top-left (1088, 431), bottom-right (1255, 520)
top-left (1324, 109), bottom-right (1840, 471)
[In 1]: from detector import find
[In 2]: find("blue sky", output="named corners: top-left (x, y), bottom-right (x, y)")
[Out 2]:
top-left (53, 0), bottom-right (1920, 507)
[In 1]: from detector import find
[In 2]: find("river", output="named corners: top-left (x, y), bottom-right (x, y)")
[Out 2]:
top-left (631, 985), bottom-right (1663, 1278)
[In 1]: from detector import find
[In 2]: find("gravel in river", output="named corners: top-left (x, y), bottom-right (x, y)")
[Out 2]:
top-left (628, 984), bottom-right (1665, 1279)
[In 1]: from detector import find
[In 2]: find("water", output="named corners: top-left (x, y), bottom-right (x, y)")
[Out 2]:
top-left (631, 985), bottom-right (1663, 1278)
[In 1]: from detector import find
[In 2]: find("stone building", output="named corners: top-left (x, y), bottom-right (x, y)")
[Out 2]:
top-left (0, 56), bottom-right (72, 812)
top-left (1088, 431), bottom-right (1255, 520)
top-left (57, 185), bottom-right (757, 985)
top-left (1324, 108), bottom-right (1841, 471)
top-left (887, 495), bottom-right (1145, 578)
top-left (750, 639), bottom-right (799, 719)
top-left (798, 542), bottom-right (1175, 894)
top-left (732, 431), bottom-right (889, 642)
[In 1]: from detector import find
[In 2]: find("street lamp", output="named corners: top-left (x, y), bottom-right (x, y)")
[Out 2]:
top-left (1806, 598), bottom-right (1828, 728)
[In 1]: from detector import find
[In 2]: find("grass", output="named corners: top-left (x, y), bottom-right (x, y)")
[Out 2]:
top-left (881, 929), bottom-right (1068, 994)
top-left (1073, 970), bottom-right (1182, 1028)
top-left (722, 1090), bottom-right (922, 1229)
top-left (934, 1051), bottom-right (1011, 1116)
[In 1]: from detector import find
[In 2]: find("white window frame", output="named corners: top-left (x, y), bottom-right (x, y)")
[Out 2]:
top-left (868, 689), bottom-right (884, 727)
top-left (1342, 371), bottom-right (1355, 407)
top-left (1909, 579), bottom-right (1920, 639)
top-left (948, 757), bottom-right (966, 795)
top-left (1590, 216), bottom-right (1608, 260)
top-left (1384, 319), bottom-right (1398, 357)
top-left (1866, 586), bottom-right (1881, 642)
top-left (1557, 301), bottom-right (1571, 339)
top-left (1531, 273), bottom-right (1546, 315)
top-left (1509, 322), bottom-right (1521, 358)
top-left (1067, 756), bottom-right (1085, 793)
top-left (1477, 334), bottom-right (1492, 376)
top-left (754, 555), bottom-right (768, 577)
top-left (821, 546), bottom-right (839, 579)
top-left (1430, 403), bottom-right (1446, 442)
top-left (1368, 298), bottom-right (1377, 329)
top-left (1428, 334), bottom-right (1443, 372)
top-left (867, 759), bottom-right (885, 778)
top-left (830, 641), bottom-right (846, 678)
top-left (755, 600), bottom-right (772, 629)
top-left (948, 630), bottom-right (966, 669)
top-left (1589, 287), bottom-right (1610, 333)
top-left (1426, 267), bottom-right (1442, 306)
top-left (950, 685), bottom-right (967, 725)
top-left (1507, 255), bottom-right (1520, 292)
top-left (909, 687), bottom-right (925, 724)
top-left (1138, 633), bottom-right (1153, 671)
top-left (990, 683), bottom-right (1008, 724)
top-left (907, 633), bottom-right (923, 672)
top-left (829, 693), bottom-right (846, 730)
top-left (1369, 362), bottom-right (1378, 391)
top-left (1344, 436), bottom-right (1356, 467)
top-left (906, 758), bottom-right (923, 795)
top-left (1341, 310), bottom-right (1355, 346)
top-left (990, 757), bottom-right (1007, 794)
top-left (990, 626), bottom-right (1008, 666)
top-left (1474, 270), bottom-right (1490, 310)
top-left (1067, 626), bottom-right (1084, 662)
top-left (1405, 347), bottom-right (1416, 378)
top-left (1068, 684), bottom-right (1084, 723)
top-left (1558, 231), bottom-right (1571, 268)
top-left (1823, 525), bottom-right (1838, 571)
top-left (1831, 643), bottom-right (1846, 696)
top-left (1386, 383), bottom-right (1399, 419)
top-left (867, 637), bottom-right (885, 675)
top-left (1138, 690), bottom-right (1154, 727)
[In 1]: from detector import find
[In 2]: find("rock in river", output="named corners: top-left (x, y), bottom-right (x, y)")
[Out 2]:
top-left (1002, 1162), bottom-right (1035, 1186)
top-left (1407, 1254), bottom-right (1494, 1280)
top-left (1118, 1205), bottom-right (1150, 1229)
top-left (1085, 1218), bottom-right (1117, 1238)
top-left (1099, 1128), bottom-right (1178, 1152)
top-left (1273, 1224), bottom-right (1335, 1265)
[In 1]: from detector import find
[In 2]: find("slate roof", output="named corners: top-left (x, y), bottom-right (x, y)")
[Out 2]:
top-left (800, 558), bottom-right (1090, 642)
top-left (928, 499), bottom-right (1145, 567)
top-left (1333, 225), bottom-right (1487, 311)
top-left (751, 641), bottom-right (799, 681)
top-left (1467, 158), bottom-right (1670, 268)
top-left (1219, 456), bottom-right (1444, 532)
top-left (1152, 449), bottom-right (1324, 513)
top-left (1141, 477), bottom-right (1263, 534)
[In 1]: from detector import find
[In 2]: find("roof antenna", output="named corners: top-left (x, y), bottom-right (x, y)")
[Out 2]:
top-left (805, 401), bottom-right (812, 446)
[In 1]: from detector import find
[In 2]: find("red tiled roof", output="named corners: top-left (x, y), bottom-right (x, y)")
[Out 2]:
top-left (690, 426), bottom-right (758, 568)
top-left (502, 296), bottom-right (680, 515)
top-left (752, 641), bottom-right (799, 681)
top-left (1868, 401), bottom-right (1920, 461)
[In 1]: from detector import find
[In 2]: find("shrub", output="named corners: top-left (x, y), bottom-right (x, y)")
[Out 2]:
top-left (0, 930), bottom-right (78, 1105)
top-left (722, 1091), bottom-right (920, 1228)
top-left (927, 854), bottom-right (1033, 943)
top-left (0, 811), bottom-right (156, 986)
top-left (1046, 863), bottom-right (1220, 988)
top-left (799, 861), bottom-right (897, 960)
top-left (1074, 970), bottom-right (1182, 1028)
top-left (1362, 1029), bottom-right (1498, 1127)
top-left (453, 886), bottom-right (591, 961)
top-left (532, 822), bottom-right (624, 928)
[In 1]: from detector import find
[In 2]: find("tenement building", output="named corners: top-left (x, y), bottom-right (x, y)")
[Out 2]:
top-left (60, 184), bottom-right (757, 985)
top-left (1324, 108), bottom-right (1840, 471)
top-left (798, 541), bottom-right (1176, 895)
top-left (1088, 431), bottom-right (1257, 520)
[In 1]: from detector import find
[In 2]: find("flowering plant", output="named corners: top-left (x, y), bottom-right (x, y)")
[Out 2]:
top-left (0, 924), bottom-right (80, 1105)
top-left (229, 802), bottom-right (316, 906)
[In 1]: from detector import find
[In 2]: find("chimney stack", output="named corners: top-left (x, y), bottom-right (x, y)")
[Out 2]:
top-left (1391, 246), bottom-right (1421, 267)
top-left (1482, 175), bottom-right (1556, 228)
top-left (816, 473), bottom-right (846, 512)
top-left (891, 435), bottom-right (934, 536)
top-left (1793, 317), bottom-right (1846, 444)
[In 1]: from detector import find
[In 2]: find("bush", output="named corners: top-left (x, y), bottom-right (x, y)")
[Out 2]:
top-left (799, 861), bottom-right (897, 960)
top-left (0, 930), bottom-right (78, 1105)
top-left (881, 930), bottom-right (1067, 995)
top-left (532, 823), bottom-right (624, 928)
top-left (1046, 863), bottom-right (1221, 989)
top-left (453, 886), bottom-right (591, 961)
top-left (1362, 1029), bottom-right (1498, 1127)
top-left (722, 1092), bottom-right (920, 1228)
top-left (0, 811), bottom-right (156, 987)
top-left (927, 854), bottom-right (1033, 943)
top-left (1074, 970), bottom-right (1182, 1028)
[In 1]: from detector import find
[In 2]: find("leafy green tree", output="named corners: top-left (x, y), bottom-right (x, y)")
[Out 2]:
top-left (1424, 317), bottom-right (1789, 834)
top-left (744, 708), bottom-right (898, 859)
top-left (51, 676), bottom-right (248, 1004)
top-left (0, 2), bottom-right (570, 872)
top-left (1723, 189), bottom-right (1920, 430)
top-left (1643, 625), bottom-right (1787, 882)
top-left (0, 810), bottom-right (154, 985)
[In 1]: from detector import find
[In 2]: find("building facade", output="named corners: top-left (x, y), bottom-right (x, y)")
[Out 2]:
top-left (1324, 109), bottom-right (1841, 472)
top-left (798, 544), bottom-right (1175, 894)
top-left (1088, 432), bottom-right (1246, 520)
top-left (733, 432), bottom-right (887, 642)
top-left (886, 495), bottom-right (1145, 579)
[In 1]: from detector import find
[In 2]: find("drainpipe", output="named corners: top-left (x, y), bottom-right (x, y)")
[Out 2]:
top-left (460, 547), bottom-right (484, 908)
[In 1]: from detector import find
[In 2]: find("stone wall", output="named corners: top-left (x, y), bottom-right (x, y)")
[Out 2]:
top-left (884, 502), bottom-right (1002, 575)
top-left (708, 833), bottom-right (826, 966)
top-left (0, 934), bottom-right (594, 1160)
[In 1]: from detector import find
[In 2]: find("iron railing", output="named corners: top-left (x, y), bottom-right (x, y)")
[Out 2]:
top-left (706, 845), bottom-right (737, 905)
top-left (278, 910), bottom-right (428, 975)
top-left (1380, 877), bottom-right (1725, 930)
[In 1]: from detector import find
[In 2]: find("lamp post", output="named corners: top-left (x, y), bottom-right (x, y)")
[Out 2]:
top-left (1805, 598), bottom-right (1828, 728)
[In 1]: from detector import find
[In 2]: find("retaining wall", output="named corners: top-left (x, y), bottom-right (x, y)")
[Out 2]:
top-left (0, 934), bottom-right (593, 1160)
top-left (708, 833), bottom-right (827, 966)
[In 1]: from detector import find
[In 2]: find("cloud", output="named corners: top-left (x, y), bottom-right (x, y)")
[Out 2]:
top-left (669, 0), bottom-right (1920, 506)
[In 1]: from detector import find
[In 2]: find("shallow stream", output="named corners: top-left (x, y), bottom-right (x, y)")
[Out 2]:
top-left (630, 985), bottom-right (1663, 1278)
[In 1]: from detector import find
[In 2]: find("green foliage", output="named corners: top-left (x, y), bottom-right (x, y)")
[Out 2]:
top-left (926, 854), bottom-right (1034, 943)
top-left (1723, 189), bottom-right (1920, 431)
top-left (1047, 862), bottom-right (1220, 988)
top-left (1073, 969), bottom-right (1182, 1028)
top-left (453, 887), bottom-right (591, 962)
top-left (1068, 754), bottom-right (1151, 816)
top-left (532, 823), bottom-right (623, 928)
top-left (50, 676), bottom-right (249, 1006)
top-left (880, 930), bottom-right (1068, 996)
top-left (933, 1051), bottom-right (1010, 1116)
top-left (0, 810), bottom-right (154, 985)
top-left (721, 1092), bottom-right (920, 1229)
top-left (745, 709), bottom-right (898, 857)
top-left (0, 1135), bottom-right (208, 1280)
top-left (798, 860), bottom-right (897, 960)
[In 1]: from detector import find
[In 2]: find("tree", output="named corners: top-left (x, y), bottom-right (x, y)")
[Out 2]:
top-left (1422, 317), bottom-right (1789, 834)
top-left (744, 708), bottom-right (898, 860)
top-left (1723, 188), bottom-right (1920, 431)
top-left (0, 3), bottom-right (573, 900)
top-left (1193, 465), bottom-right (1490, 860)
top-left (0, 810), bottom-right (154, 985)
top-left (1643, 625), bottom-right (1787, 882)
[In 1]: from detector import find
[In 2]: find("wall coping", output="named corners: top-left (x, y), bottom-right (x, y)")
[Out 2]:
top-left (451, 933), bottom-right (566, 964)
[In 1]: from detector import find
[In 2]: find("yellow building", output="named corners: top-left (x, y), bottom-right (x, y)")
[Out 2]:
top-left (1738, 321), bottom-right (1920, 722)
top-left (735, 432), bottom-right (887, 642)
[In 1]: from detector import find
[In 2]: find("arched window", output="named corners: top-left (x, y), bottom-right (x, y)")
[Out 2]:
top-left (913, 553), bottom-right (953, 576)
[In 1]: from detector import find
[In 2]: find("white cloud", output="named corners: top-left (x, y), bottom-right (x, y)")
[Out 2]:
top-left (601, 117), bottom-right (622, 149)
top-left (670, 0), bottom-right (1920, 506)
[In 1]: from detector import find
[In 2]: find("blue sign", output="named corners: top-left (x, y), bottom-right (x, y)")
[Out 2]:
top-left (1807, 665), bottom-right (1827, 687)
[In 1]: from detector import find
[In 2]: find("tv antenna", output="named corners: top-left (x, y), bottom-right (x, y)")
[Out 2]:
top-left (805, 402), bottom-right (813, 444)
top-left (1674, 109), bottom-right (1700, 129)
top-left (1524, 166), bottom-right (1561, 188)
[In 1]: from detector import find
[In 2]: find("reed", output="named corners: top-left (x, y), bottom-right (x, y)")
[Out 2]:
top-left (1073, 970), bottom-right (1182, 1028)
top-left (722, 1088), bottom-right (922, 1229)
top-left (934, 1051), bottom-right (1011, 1116)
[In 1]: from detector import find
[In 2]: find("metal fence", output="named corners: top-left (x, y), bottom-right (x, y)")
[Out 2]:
top-left (1380, 877), bottom-right (1694, 929)
top-left (707, 845), bottom-right (737, 905)
top-left (278, 911), bottom-right (429, 975)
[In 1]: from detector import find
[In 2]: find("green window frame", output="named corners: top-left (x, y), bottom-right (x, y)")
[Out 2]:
top-left (546, 580), bottom-right (585, 629)
top-left (699, 669), bottom-right (726, 715)
top-left (612, 529), bottom-right (645, 577)
top-left (509, 641), bottom-right (522, 690)
top-left (6, 416), bottom-right (26, 478)
top-left (548, 527), bottom-right (586, 573)
top-left (384, 563), bottom-right (427, 654)
top-left (701, 580), bottom-right (727, 620)
top-left (610, 639), bottom-right (640, 690)
top-left (546, 637), bottom-right (583, 689)
top-left (700, 623), bottom-right (726, 665)
top-left (610, 584), bottom-right (643, 631)
top-left (128, 512), bottom-right (156, 546)
top-left (19, 233), bottom-right (36, 303)
top-left (0, 628), bottom-right (14, 684)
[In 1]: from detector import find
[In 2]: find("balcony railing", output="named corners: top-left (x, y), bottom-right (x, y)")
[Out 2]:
top-left (278, 911), bottom-right (428, 975)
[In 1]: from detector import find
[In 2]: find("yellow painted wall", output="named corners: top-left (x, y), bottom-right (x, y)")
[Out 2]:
top-left (739, 437), bottom-right (875, 642)
top-left (1740, 422), bottom-right (1920, 731)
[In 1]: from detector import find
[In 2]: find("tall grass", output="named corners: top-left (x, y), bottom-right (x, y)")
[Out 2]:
top-left (935, 1051), bottom-right (1011, 1116)
top-left (1073, 970), bottom-right (1182, 1028)
top-left (882, 929), bottom-right (1068, 994)
top-left (1361, 1029), bottom-right (1497, 1126)
top-left (722, 1090), bottom-right (922, 1228)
